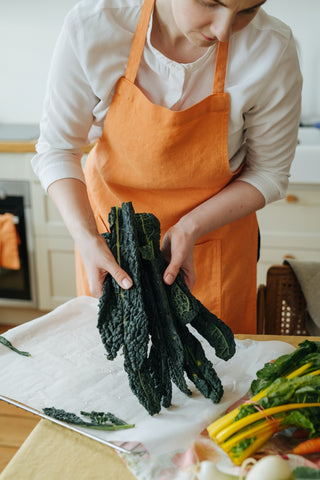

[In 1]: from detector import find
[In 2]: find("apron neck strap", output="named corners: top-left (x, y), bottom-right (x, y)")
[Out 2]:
top-left (125, 0), bottom-right (229, 95)
top-left (212, 41), bottom-right (229, 94)
top-left (125, 0), bottom-right (155, 83)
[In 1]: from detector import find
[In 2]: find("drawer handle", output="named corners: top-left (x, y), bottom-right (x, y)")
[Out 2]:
top-left (285, 194), bottom-right (298, 203)
top-left (283, 254), bottom-right (295, 259)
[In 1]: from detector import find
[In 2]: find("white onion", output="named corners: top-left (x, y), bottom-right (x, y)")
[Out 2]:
top-left (245, 455), bottom-right (293, 480)
top-left (197, 461), bottom-right (236, 479)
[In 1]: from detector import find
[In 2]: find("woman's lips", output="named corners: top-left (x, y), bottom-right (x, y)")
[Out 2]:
top-left (200, 33), bottom-right (216, 42)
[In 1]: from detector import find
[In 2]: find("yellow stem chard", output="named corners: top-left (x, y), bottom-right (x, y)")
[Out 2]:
top-left (208, 343), bottom-right (320, 466)
top-left (229, 431), bottom-right (273, 466)
top-left (215, 403), bottom-right (320, 445)
top-left (207, 362), bottom-right (317, 439)
top-left (221, 421), bottom-right (277, 452)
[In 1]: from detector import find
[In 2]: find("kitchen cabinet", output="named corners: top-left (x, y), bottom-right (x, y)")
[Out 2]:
top-left (31, 182), bottom-right (77, 310)
top-left (257, 184), bottom-right (320, 286)
top-left (0, 148), bottom-right (77, 312)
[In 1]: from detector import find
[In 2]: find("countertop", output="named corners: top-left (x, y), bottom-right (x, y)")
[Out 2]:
top-left (0, 124), bottom-right (38, 153)
top-left (0, 334), bottom-right (318, 480)
top-left (0, 140), bottom-right (37, 153)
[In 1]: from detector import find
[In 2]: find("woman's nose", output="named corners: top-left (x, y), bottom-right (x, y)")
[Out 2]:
top-left (210, 11), bottom-right (234, 42)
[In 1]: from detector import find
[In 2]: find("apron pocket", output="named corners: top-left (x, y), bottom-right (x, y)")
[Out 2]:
top-left (192, 238), bottom-right (222, 317)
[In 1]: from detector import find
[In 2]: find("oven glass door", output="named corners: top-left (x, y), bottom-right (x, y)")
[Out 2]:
top-left (0, 195), bottom-right (31, 300)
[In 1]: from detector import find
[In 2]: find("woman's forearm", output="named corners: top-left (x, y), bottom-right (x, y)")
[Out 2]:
top-left (47, 178), bottom-right (133, 295)
top-left (47, 178), bottom-right (100, 242)
top-left (178, 180), bottom-right (265, 242)
top-left (162, 180), bottom-right (265, 287)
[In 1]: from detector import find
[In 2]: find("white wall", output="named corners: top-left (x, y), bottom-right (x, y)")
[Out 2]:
top-left (0, 0), bottom-right (78, 124)
top-left (0, 0), bottom-right (319, 125)
top-left (263, 0), bottom-right (320, 124)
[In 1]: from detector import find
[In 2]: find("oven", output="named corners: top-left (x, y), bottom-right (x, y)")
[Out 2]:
top-left (0, 180), bottom-right (37, 307)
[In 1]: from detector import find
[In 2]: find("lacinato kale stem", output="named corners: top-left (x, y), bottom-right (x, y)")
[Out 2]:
top-left (0, 335), bottom-right (31, 357)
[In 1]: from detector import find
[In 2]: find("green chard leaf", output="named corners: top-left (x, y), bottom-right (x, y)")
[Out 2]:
top-left (251, 340), bottom-right (320, 396)
top-left (282, 408), bottom-right (320, 437)
top-left (236, 376), bottom-right (320, 422)
top-left (293, 466), bottom-right (320, 479)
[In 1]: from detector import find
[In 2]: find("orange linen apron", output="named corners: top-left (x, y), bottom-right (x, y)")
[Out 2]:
top-left (77, 0), bottom-right (258, 334)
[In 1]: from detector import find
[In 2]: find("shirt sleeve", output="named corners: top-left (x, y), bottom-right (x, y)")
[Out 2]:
top-left (236, 30), bottom-right (302, 205)
top-left (31, 12), bottom-right (99, 191)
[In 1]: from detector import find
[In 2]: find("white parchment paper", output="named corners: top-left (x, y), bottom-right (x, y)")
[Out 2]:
top-left (0, 296), bottom-right (295, 456)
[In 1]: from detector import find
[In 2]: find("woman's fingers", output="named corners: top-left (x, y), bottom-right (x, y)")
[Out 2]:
top-left (81, 234), bottom-right (133, 297)
top-left (161, 226), bottom-right (196, 290)
top-left (108, 264), bottom-right (133, 290)
top-left (89, 264), bottom-right (133, 298)
top-left (163, 261), bottom-right (196, 290)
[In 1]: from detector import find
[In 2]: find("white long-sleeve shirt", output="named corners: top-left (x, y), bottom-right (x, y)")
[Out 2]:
top-left (32, 0), bottom-right (302, 205)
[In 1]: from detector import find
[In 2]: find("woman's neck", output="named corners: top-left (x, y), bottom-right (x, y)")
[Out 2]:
top-left (151, 0), bottom-right (209, 63)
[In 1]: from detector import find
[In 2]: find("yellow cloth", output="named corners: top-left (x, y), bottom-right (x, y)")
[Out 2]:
top-left (0, 420), bottom-right (136, 480)
top-left (0, 213), bottom-right (20, 270)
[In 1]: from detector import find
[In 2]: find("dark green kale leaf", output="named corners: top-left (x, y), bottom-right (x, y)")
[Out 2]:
top-left (43, 407), bottom-right (134, 430)
top-left (135, 213), bottom-right (191, 397)
top-left (80, 410), bottom-right (129, 426)
top-left (97, 202), bottom-right (236, 415)
top-left (167, 272), bottom-right (235, 361)
top-left (98, 205), bottom-right (149, 371)
top-left (167, 274), bottom-right (200, 324)
top-left (0, 335), bottom-right (31, 357)
top-left (191, 302), bottom-right (236, 361)
top-left (140, 263), bottom-right (172, 408)
top-left (178, 322), bottom-right (223, 402)
top-left (147, 256), bottom-right (192, 397)
top-left (97, 251), bottom-right (124, 360)
top-left (120, 203), bottom-right (150, 371)
top-left (123, 351), bottom-right (162, 416)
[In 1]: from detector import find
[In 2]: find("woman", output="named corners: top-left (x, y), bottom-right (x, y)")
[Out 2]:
top-left (32, 0), bottom-right (302, 334)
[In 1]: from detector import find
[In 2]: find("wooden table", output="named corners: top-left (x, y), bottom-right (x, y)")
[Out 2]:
top-left (1, 335), bottom-right (319, 480)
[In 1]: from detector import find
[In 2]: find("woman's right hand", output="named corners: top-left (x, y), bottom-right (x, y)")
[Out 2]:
top-left (47, 178), bottom-right (132, 298)
top-left (77, 232), bottom-right (133, 298)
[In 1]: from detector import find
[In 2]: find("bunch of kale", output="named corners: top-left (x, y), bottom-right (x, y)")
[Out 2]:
top-left (98, 202), bottom-right (236, 415)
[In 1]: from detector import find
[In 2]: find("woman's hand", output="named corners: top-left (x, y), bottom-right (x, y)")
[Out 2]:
top-left (161, 180), bottom-right (266, 289)
top-left (77, 231), bottom-right (132, 298)
top-left (161, 223), bottom-right (197, 290)
top-left (47, 178), bottom-right (132, 297)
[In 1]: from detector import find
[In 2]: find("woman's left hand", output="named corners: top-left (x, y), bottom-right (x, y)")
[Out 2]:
top-left (161, 223), bottom-right (196, 290)
top-left (161, 181), bottom-right (266, 290)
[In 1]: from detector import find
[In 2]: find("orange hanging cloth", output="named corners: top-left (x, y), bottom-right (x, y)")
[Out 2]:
top-left (0, 213), bottom-right (21, 270)
top-left (76, 0), bottom-right (258, 334)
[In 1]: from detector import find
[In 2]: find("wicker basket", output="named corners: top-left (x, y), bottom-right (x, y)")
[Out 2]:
top-left (257, 264), bottom-right (310, 335)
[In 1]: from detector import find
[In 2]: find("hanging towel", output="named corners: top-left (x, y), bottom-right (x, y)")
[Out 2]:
top-left (284, 259), bottom-right (320, 336)
top-left (0, 213), bottom-right (21, 270)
